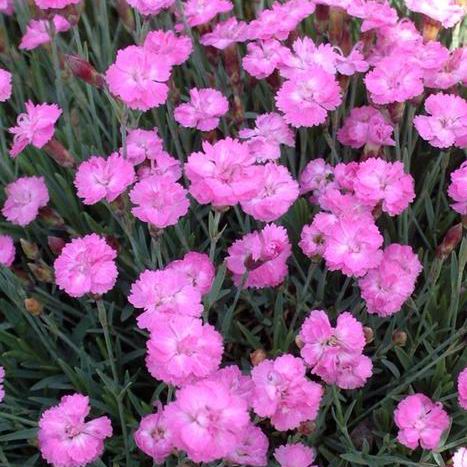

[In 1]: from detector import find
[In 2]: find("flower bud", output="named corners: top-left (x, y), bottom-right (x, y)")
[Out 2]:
top-left (64, 54), bottom-right (105, 88)
top-left (250, 349), bottom-right (267, 366)
top-left (436, 223), bottom-right (463, 260)
top-left (422, 16), bottom-right (441, 42)
top-left (363, 326), bottom-right (374, 344)
top-left (48, 236), bottom-right (66, 256)
top-left (298, 421), bottom-right (316, 435)
top-left (295, 335), bottom-right (304, 349)
top-left (39, 207), bottom-right (65, 228)
top-left (20, 239), bottom-right (40, 260)
top-left (28, 261), bottom-right (54, 284)
top-left (115, 0), bottom-right (135, 32)
top-left (24, 297), bottom-right (44, 316)
top-left (44, 138), bottom-right (76, 168)
top-left (392, 330), bottom-right (407, 347)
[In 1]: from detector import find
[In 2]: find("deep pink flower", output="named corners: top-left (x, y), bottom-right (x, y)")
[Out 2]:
top-left (458, 368), bottom-right (467, 409)
top-left (38, 394), bottom-right (112, 467)
top-left (54, 234), bottom-right (118, 297)
top-left (251, 354), bottom-right (323, 431)
top-left (225, 423), bottom-right (268, 466)
top-left (226, 224), bottom-right (291, 288)
top-left (127, 0), bottom-right (174, 16)
top-left (274, 443), bottom-right (317, 467)
top-left (174, 88), bottom-right (228, 131)
top-left (0, 235), bottom-right (15, 267)
top-left (448, 162), bottom-right (467, 215)
top-left (335, 44), bottom-right (369, 76)
top-left (0, 68), bottom-right (12, 102)
top-left (200, 18), bottom-right (248, 50)
top-left (206, 366), bottom-right (254, 406)
top-left (423, 48), bottom-right (467, 90)
top-left (405, 0), bottom-right (465, 28)
top-left (2, 176), bottom-right (49, 227)
top-left (347, 0), bottom-right (398, 32)
top-left (9, 101), bottom-right (62, 157)
top-left (19, 15), bottom-right (71, 50)
top-left (394, 394), bottom-right (450, 450)
top-left (34, 0), bottom-right (80, 8)
top-left (242, 39), bottom-right (287, 79)
top-left (0, 367), bottom-right (4, 402)
top-left (106, 45), bottom-right (171, 111)
top-left (299, 213), bottom-right (337, 258)
top-left (143, 30), bottom-right (192, 66)
top-left (124, 128), bottom-right (165, 165)
top-left (75, 153), bottom-right (135, 205)
top-left (0, 0), bottom-right (13, 14)
top-left (299, 158), bottom-right (334, 200)
top-left (181, 0), bottom-right (233, 27)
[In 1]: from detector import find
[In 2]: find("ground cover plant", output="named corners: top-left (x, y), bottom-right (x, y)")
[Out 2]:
top-left (0, 0), bottom-right (466, 465)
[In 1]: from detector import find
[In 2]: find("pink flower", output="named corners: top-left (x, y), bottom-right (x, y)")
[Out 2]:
top-left (54, 234), bottom-right (118, 297)
top-left (0, 0), bottom-right (14, 14)
top-left (124, 128), bottom-right (165, 165)
top-left (276, 68), bottom-right (342, 127)
top-left (2, 176), bottom-right (49, 227)
top-left (9, 101), bottom-right (62, 157)
top-left (453, 447), bottom-right (467, 467)
top-left (394, 394), bottom-right (450, 450)
top-left (458, 368), bottom-right (467, 409)
top-left (74, 153), bottom-right (135, 205)
top-left (0, 367), bottom-right (4, 402)
top-left (127, 0), bottom-right (174, 16)
top-left (238, 113), bottom-right (294, 162)
top-left (19, 15), bottom-right (71, 51)
top-left (134, 406), bottom-right (174, 464)
top-left (185, 138), bottom-right (260, 208)
top-left (251, 354), bottom-right (323, 431)
top-left (38, 394), bottom-right (112, 467)
top-left (359, 243), bottom-right (422, 317)
top-left (242, 39), bottom-right (287, 79)
top-left (449, 162), bottom-right (467, 215)
top-left (405, 0), bottom-right (465, 28)
top-left (164, 379), bottom-right (250, 463)
top-left (0, 68), bottom-right (12, 102)
top-left (299, 158), bottom-right (334, 200)
top-left (143, 30), bottom-right (192, 66)
top-left (226, 224), bottom-right (291, 288)
top-left (347, 0), bottom-right (398, 32)
top-left (423, 48), bottom-right (467, 90)
top-left (364, 55), bottom-right (424, 105)
top-left (335, 44), bottom-right (369, 76)
top-left (414, 93), bottom-right (467, 149)
top-left (34, 0), bottom-right (80, 9)
top-left (0, 235), bottom-right (15, 267)
top-left (274, 443), bottom-right (317, 467)
top-left (181, 0), bottom-right (233, 27)
top-left (129, 268), bottom-right (203, 330)
top-left (174, 88), bottom-right (228, 131)
top-left (299, 213), bottom-right (336, 258)
top-left (106, 46), bottom-right (171, 111)
top-left (241, 163), bottom-right (299, 222)
top-left (200, 18), bottom-right (248, 50)
top-left (206, 366), bottom-right (254, 406)
top-left (129, 175), bottom-right (189, 229)
top-left (353, 158), bottom-right (415, 216)
top-left (146, 315), bottom-right (223, 386)
top-left (337, 106), bottom-right (395, 150)
top-left (225, 424), bottom-right (268, 466)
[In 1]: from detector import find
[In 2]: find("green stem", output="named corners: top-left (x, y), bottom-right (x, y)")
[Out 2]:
top-left (209, 210), bottom-right (223, 262)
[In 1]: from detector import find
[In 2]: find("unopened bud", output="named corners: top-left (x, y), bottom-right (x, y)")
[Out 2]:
top-left (388, 102), bottom-right (405, 124)
top-left (422, 16), bottom-right (441, 42)
top-left (44, 138), bottom-right (76, 168)
top-left (329, 7), bottom-right (346, 45)
top-left (314, 4), bottom-right (329, 34)
top-left (20, 239), bottom-right (40, 260)
top-left (363, 327), bottom-right (374, 344)
top-left (48, 236), bottom-right (66, 256)
top-left (392, 330), bottom-right (407, 347)
top-left (115, 0), bottom-right (135, 32)
top-left (64, 54), bottom-right (105, 88)
top-left (28, 261), bottom-right (54, 283)
top-left (298, 421), bottom-right (316, 436)
top-left (24, 297), bottom-right (44, 316)
top-left (295, 335), bottom-right (304, 349)
top-left (436, 223), bottom-right (463, 259)
top-left (39, 207), bottom-right (65, 228)
top-left (250, 349), bottom-right (267, 366)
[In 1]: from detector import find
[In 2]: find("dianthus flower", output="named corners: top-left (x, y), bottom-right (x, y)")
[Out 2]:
top-left (0, 235), bottom-right (15, 267)
top-left (174, 88), bottom-right (228, 131)
top-left (54, 234), bottom-right (118, 297)
top-left (0, 0), bottom-right (13, 14)
top-left (458, 368), bottom-right (467, 409)
top-left (106, 45), bottom-right (171, 111)
top-left (74, 153), bottom-right (135, 205)
top-left (414, 93), bottom-right (467, 149)
top-left (185, 138), bottom-right (260, 207)
top-left (251, 354), bottom-right (323, 430)
top-left (164, 379), bottom-right (250, 463)
top-left (359, 243), bottom-right (421, 317)
top-left (0, 367), bottom-right (4, 402)
top-left (129, 175), bottom-right (189, 229)
top-left (2, 176), bottom-right (49, 227)
top-left (34, 0), bottom-right (80, 8)
top-left (180, 0), bottom-right (233, 27)
top-left (134, 406), bottom-right (174, 464)
top-left (146, 315), bottom-right (223, 386)
top-left (238, 113), bottom-right (294, 162)
top-left (276, 68), bottom-right (342, 127)
top-left (38, 394), bottom-right (112, 467)
top-left (299, 310), bottom-right (372, 389)
top-left (299, 158), bottom-right (334, 201)
top-left (241, 163), bottom-right (299, 222)
top-left (453, 447), bottom-right (467, 467)
top-left (206, 366), bottom-right (254, 406)
top-left (226, 224), bottom-right (291, 288)
top-left (274, 443), bottom-right (317, 467)
top-left (127, 0), bottom-right (174, 15)
top-left (0, 68), bottom-right (12, 102)
top-left (129, 268), bottom-right (203, 330)
top-left (405, 0), bottom-right (465, 28)
top-left (137, 152), bottom-right (182, 181)
top-left (19, 15), bottom-right (71, 51)
top-left (200, 18), bottom-right (248, 50)
top-left (337, 106), bottom-right (395, 150)
top-left (124, 128), bottom-right (165, 165)
top-left (242, 39), bottom-right (287, 79)
top-left (423, 47), bottom-right (467, 90)
top-left (353, 158), bottom-right (415, 216)
top-left (394, 394), bottom-right (450, 450)
top-left (9, 101), bottom-right (62, 157)
top-left (143, 30), bottom-right (192, 66)
top-left (335, 44), bottom-right (369, 76)
top-left (347, 0), bottom-right (398, 32)
top-left (225, 424), bottom-right (268, 466)
top-left (299, 213), bottom-right (337, 258)
top-left (449, 162), bottom-right (467, 215)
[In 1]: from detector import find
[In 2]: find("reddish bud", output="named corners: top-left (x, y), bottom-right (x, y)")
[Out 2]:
top-left (48, 236), bottom-right (66, 256)
top-left (64, 54), bottom-right (104, 88)
top-left (39, 207), bottom-right (65, 228)
top-left (436, 223), bottom-right (463, 259)
top-left (392, 330), bottom-right (407, 347)
top-left (28, 261), bottom-right (54, 283)
top-left (20, 239), bottom-right (40, 261)
top-left (24, 297), bottom-right (44, 316)
top-left (44, 138), bottom-right (76, 168)
top-left (115, 0), bottom-right (135, 32)
top-left (250, 349), bottom-right (267, 366)
top-left (363, 327), bottom-right (374, 344)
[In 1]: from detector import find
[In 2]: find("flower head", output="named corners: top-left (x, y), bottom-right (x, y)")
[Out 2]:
top-left (405, 0), bottom-right (465, 28)
top-left (181, 0), bottom-right (233, 27)
top-left (34, 0), bottom-right (80, 9)
top-left (127, 0), bottom-right (174, 16)
top-left (458, 367), bottom-right (467, 409)
top-left (0, 68), bottom-right (12, 102)
top-left (225, 424), bottom-right (269, 466)
top-left (274, 443), bottom-right (317, 467)
top-left (0, 235), bottom-right (15, 267)
top-left (0, 367), bottom-right (5, 402)
top-left (242, 39), bottom-right (287, 79)
top-left (449, 162), bottom-right (467, 215)
top-left (453, 448), bottom-right (467, 467)
top-left (143, 30), bottom-right (192, 66)
top-left (20, 15), bottom-right (71, 51)
top-left (200, 18), bottom-right (248, 50)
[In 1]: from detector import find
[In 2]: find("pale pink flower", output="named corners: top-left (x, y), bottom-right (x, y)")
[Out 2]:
top-left (414, 93), bottom-right (467, 149)
top-left (143, 30), bottom-right (192, 66)
top-left (106, 46), bottom-right (171, 111)
top-left (2, 176), bottom-right (49, 227)
top-left (299, 158), bottom-right (334, 200)
top-left (54, 234), bottom-right (118, 297)
top-left (449, 162), bottom-right (467, 215)
top-left (226, 224), bottom-right (291, 288)
top-left (276, 68), bottom-right (342, 127)
top-left (347, 0), bottom-right (398, 32)
top-left (129, 175), bottom-right (189, 229)
top-left (0, 68), bottom-right (12, 102)
top-left (174, 88), bottom-right (228, 131)
top-left (38, 394), bottom-right (112, 467)
top-left (335, 44), bottom-right (369, 76)
top-left (453, 447), bottom-right (467, 467)
top-left (127, 0), bottom-right (174, 16)
top-left (74, 153), bottom-right (135, 205)
top-left (405, 0), bottom-right (465, 28)
top-left (299, 213), bottom-right (337, 258)
top-left (181, 0), bottom-right (233, 27)
top-left (200, 18), bottom-right (248, 50)
top-left (9, 101), bottom-right (62, 157)
top-left (137, 153), bottom-right (182, 182)
top-left (146, 315), bottom-right (223, 386)
top-left (337, 106), bottom-right (395, 150)
top-left (225, 424), bottom-right (268, 466)
top-left (34, 0), bottom-right (80, 8)
top-left (238, 113), bottom-right (294, 162)
top-left (19, 15), bottom-right (71, 51)
top-left (164, 379), bottom-right (250, 463)
top-left (0, 235), bottom-right (15, 267)
top-left (241, 163), bottom-right (299, 222)
top-left (251, 354), bottom-right (323, 431)
top-left (185, 138), bottom-right (260, 207)
top-left (458, 368), bottom-right (467, 409)
top-left (274, 443), bottom-right (317, 467)
top-left (124, 128), bottom-right (165, 165)
top-left (394, 394), bottom-right (450, 450)
top-left (423, 48), bottom-right (467, 90)
top-left (0, 0), bottom-right (13, 14)
top-left (0, 367), bottom-right (4, 402)
top-left (242, 39), bottom-right (287, 79)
